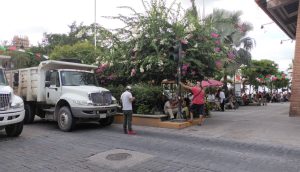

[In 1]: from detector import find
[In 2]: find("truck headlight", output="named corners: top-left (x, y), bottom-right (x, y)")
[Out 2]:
top-left (11, 101), bottom-right (24, 109)
top-left (73, 100), bottom-right (94, 106)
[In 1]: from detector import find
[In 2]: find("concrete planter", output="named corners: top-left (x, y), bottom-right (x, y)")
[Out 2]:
top-left (114, 113), bottom-right (201, 129)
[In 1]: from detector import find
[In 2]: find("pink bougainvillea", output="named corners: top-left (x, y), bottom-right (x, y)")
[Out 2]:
top-left (215, 60), bottom-right (222, 69)
top-left (211, 32), bottom-right (219, 38)
top-left (181, 64), bottom-right (189, 76)
top-left (214, 47), bottom-right (221, 53)
top-left (130, 68), bottom-right (136, 77)
top-left (227, 51), bottom-right (235, 59)
top-left (191, 70), bottom-right (196, 76)
top-left (95, 63), bottom-right (109, 74)
top-left (95, 68), bottom-right (102, 73)
top-left (107, 74), bottom-right (117, 80)
top-left (215, 40), bottom-right (221, 45)
top-left (182, 64), bottom-right (189, 71)
top-left (272, 77), bottom-right (277, 81)
top-left (181, 39), bottom-right (188, 44)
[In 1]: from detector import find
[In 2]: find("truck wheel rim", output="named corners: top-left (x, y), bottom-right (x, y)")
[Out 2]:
top-left (60, 112), bottom-right (69, 128)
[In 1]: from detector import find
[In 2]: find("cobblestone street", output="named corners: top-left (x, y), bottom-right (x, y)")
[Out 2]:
top-left (1, 103), bottom-right (300, 172)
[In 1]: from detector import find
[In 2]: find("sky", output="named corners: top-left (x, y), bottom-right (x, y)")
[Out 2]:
top-left (0, 0), bottom-right (295, 72)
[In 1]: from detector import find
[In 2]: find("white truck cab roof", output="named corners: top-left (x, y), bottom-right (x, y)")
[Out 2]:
top-left (58, 69), bottom-right (94, 73)
top-left (39, 60), bottom-right (98, 71)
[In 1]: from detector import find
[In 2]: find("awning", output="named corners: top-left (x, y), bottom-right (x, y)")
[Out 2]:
top-left (256, 0), bottom-right (299, 39)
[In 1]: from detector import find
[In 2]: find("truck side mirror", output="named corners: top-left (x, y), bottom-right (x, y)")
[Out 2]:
top-left (45, 81), bottom-right (51, 87)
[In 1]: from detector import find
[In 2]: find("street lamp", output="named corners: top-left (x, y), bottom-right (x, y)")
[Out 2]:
top-left (168, 39), bottom-right (188, 120)
top-left (280, 39), bottom-right (293, 44)
top-left (260, 22), bottom-right (274, 29)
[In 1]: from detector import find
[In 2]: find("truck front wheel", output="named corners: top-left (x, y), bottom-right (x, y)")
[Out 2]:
top-left (57, 106), bottom-right (76, 132)
top-left (5, 122), bottom-right (23, 137)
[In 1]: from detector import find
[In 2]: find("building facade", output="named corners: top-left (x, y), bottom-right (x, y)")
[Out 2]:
top-left (12, 36), bottom-right (30, 49)
top-left (256, 0), bottom-right (300, 116)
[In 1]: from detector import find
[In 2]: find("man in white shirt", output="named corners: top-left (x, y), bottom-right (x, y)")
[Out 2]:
top-left (120, 86), bottom-right (136, 135)
top-left (219, 89), bottom-right (226, 111)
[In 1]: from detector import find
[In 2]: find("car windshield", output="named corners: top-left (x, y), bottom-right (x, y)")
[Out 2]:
top-left (61, 71), bottom-right (99, 86)
top-left (0, 69), bottom-right (8, 86)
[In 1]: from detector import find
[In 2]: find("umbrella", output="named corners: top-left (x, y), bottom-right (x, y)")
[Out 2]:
top-left (208, 79), bottom-right (223, 87)
top-left (201, 80), bottom-right (210, 87)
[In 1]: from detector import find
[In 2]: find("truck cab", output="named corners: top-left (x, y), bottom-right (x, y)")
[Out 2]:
top-left (0, 67), bottom-right (25, 137)
top-left (44, 68), bottom-right (118, 131)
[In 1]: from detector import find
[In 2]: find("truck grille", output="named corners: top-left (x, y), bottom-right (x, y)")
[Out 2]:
top-left (0, 93), bottom-right (11, 111)
top-left (90, 91), bottom-right (112, 106)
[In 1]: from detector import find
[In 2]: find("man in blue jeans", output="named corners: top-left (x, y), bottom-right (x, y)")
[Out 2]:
top-left (120, 86), bottom-right (136, 135)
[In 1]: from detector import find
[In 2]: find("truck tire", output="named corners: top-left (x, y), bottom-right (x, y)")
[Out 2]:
top-left (57, 106), bottom-right (76, 132)
top-left (24, 104), bottom-right (35, 124)
top-left (5, 122), bottom-right (23, 137)
top-left (99, 116), bottom-right (114, 126)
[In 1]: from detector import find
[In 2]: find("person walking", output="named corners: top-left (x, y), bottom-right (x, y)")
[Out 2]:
top-left (180, 81), bottom-right (206, 126)
top-left (219, 89), bottom-right (226, 111)
top-left (120, 86), bottom-right (136, 135)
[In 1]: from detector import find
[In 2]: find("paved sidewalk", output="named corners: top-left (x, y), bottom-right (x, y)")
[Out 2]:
top-left (132, 102), bottom-right (300, 148)
top-left (1, 102), bottom-right (300, 172)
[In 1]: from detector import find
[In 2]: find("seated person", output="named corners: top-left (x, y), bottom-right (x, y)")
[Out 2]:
top-left (164, 98), bottom-right (178, 120)
top-left (214, 97), bottom-right (221, 111)
top-left (226, 94), bottom-right (236, 110)
top-left (242, 94), bottom-right (249, 105)
top-left (207, 91), bottom-right (216, 110)
top-left (182, 98), bottom-right (190, 119)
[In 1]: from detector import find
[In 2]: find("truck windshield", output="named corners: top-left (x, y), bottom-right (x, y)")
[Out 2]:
top-left (0, 69), bottom-right (8, 86)
top-left (61, 71), bottom-right (99, 86)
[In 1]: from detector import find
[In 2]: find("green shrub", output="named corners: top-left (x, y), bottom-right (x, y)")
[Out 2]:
top-left (106, 83), bottom-right (163, 114)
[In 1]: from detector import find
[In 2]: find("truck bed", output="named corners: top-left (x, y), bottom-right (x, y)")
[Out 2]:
top-left (6, 67), bottom-right (39, 101)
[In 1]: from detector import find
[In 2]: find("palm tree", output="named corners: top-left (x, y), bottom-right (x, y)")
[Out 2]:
top-left (204, 9), bottom-right (255, 93)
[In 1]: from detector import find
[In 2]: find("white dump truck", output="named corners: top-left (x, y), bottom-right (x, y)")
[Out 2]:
top-left (6, 60), bottom-right (118, 131)
top-left (0, 56), bottom-right (25, 137)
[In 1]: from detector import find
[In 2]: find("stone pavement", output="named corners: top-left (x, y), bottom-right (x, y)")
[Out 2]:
top-left (182, 102), bottom-right (300, 148)
top-left (1, 102), bottom-right (300, 172)
top-left (129, 102), bottom-right (300, 147)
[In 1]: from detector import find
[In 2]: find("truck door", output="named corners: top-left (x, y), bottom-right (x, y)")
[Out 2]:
top-left (45, 70), bottom-right (61, 105)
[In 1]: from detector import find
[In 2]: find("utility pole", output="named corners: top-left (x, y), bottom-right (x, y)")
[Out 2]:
top-left (177, 40), bottom-right (183, 119)
top-left (94, 0), bottom-right (97, 50)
